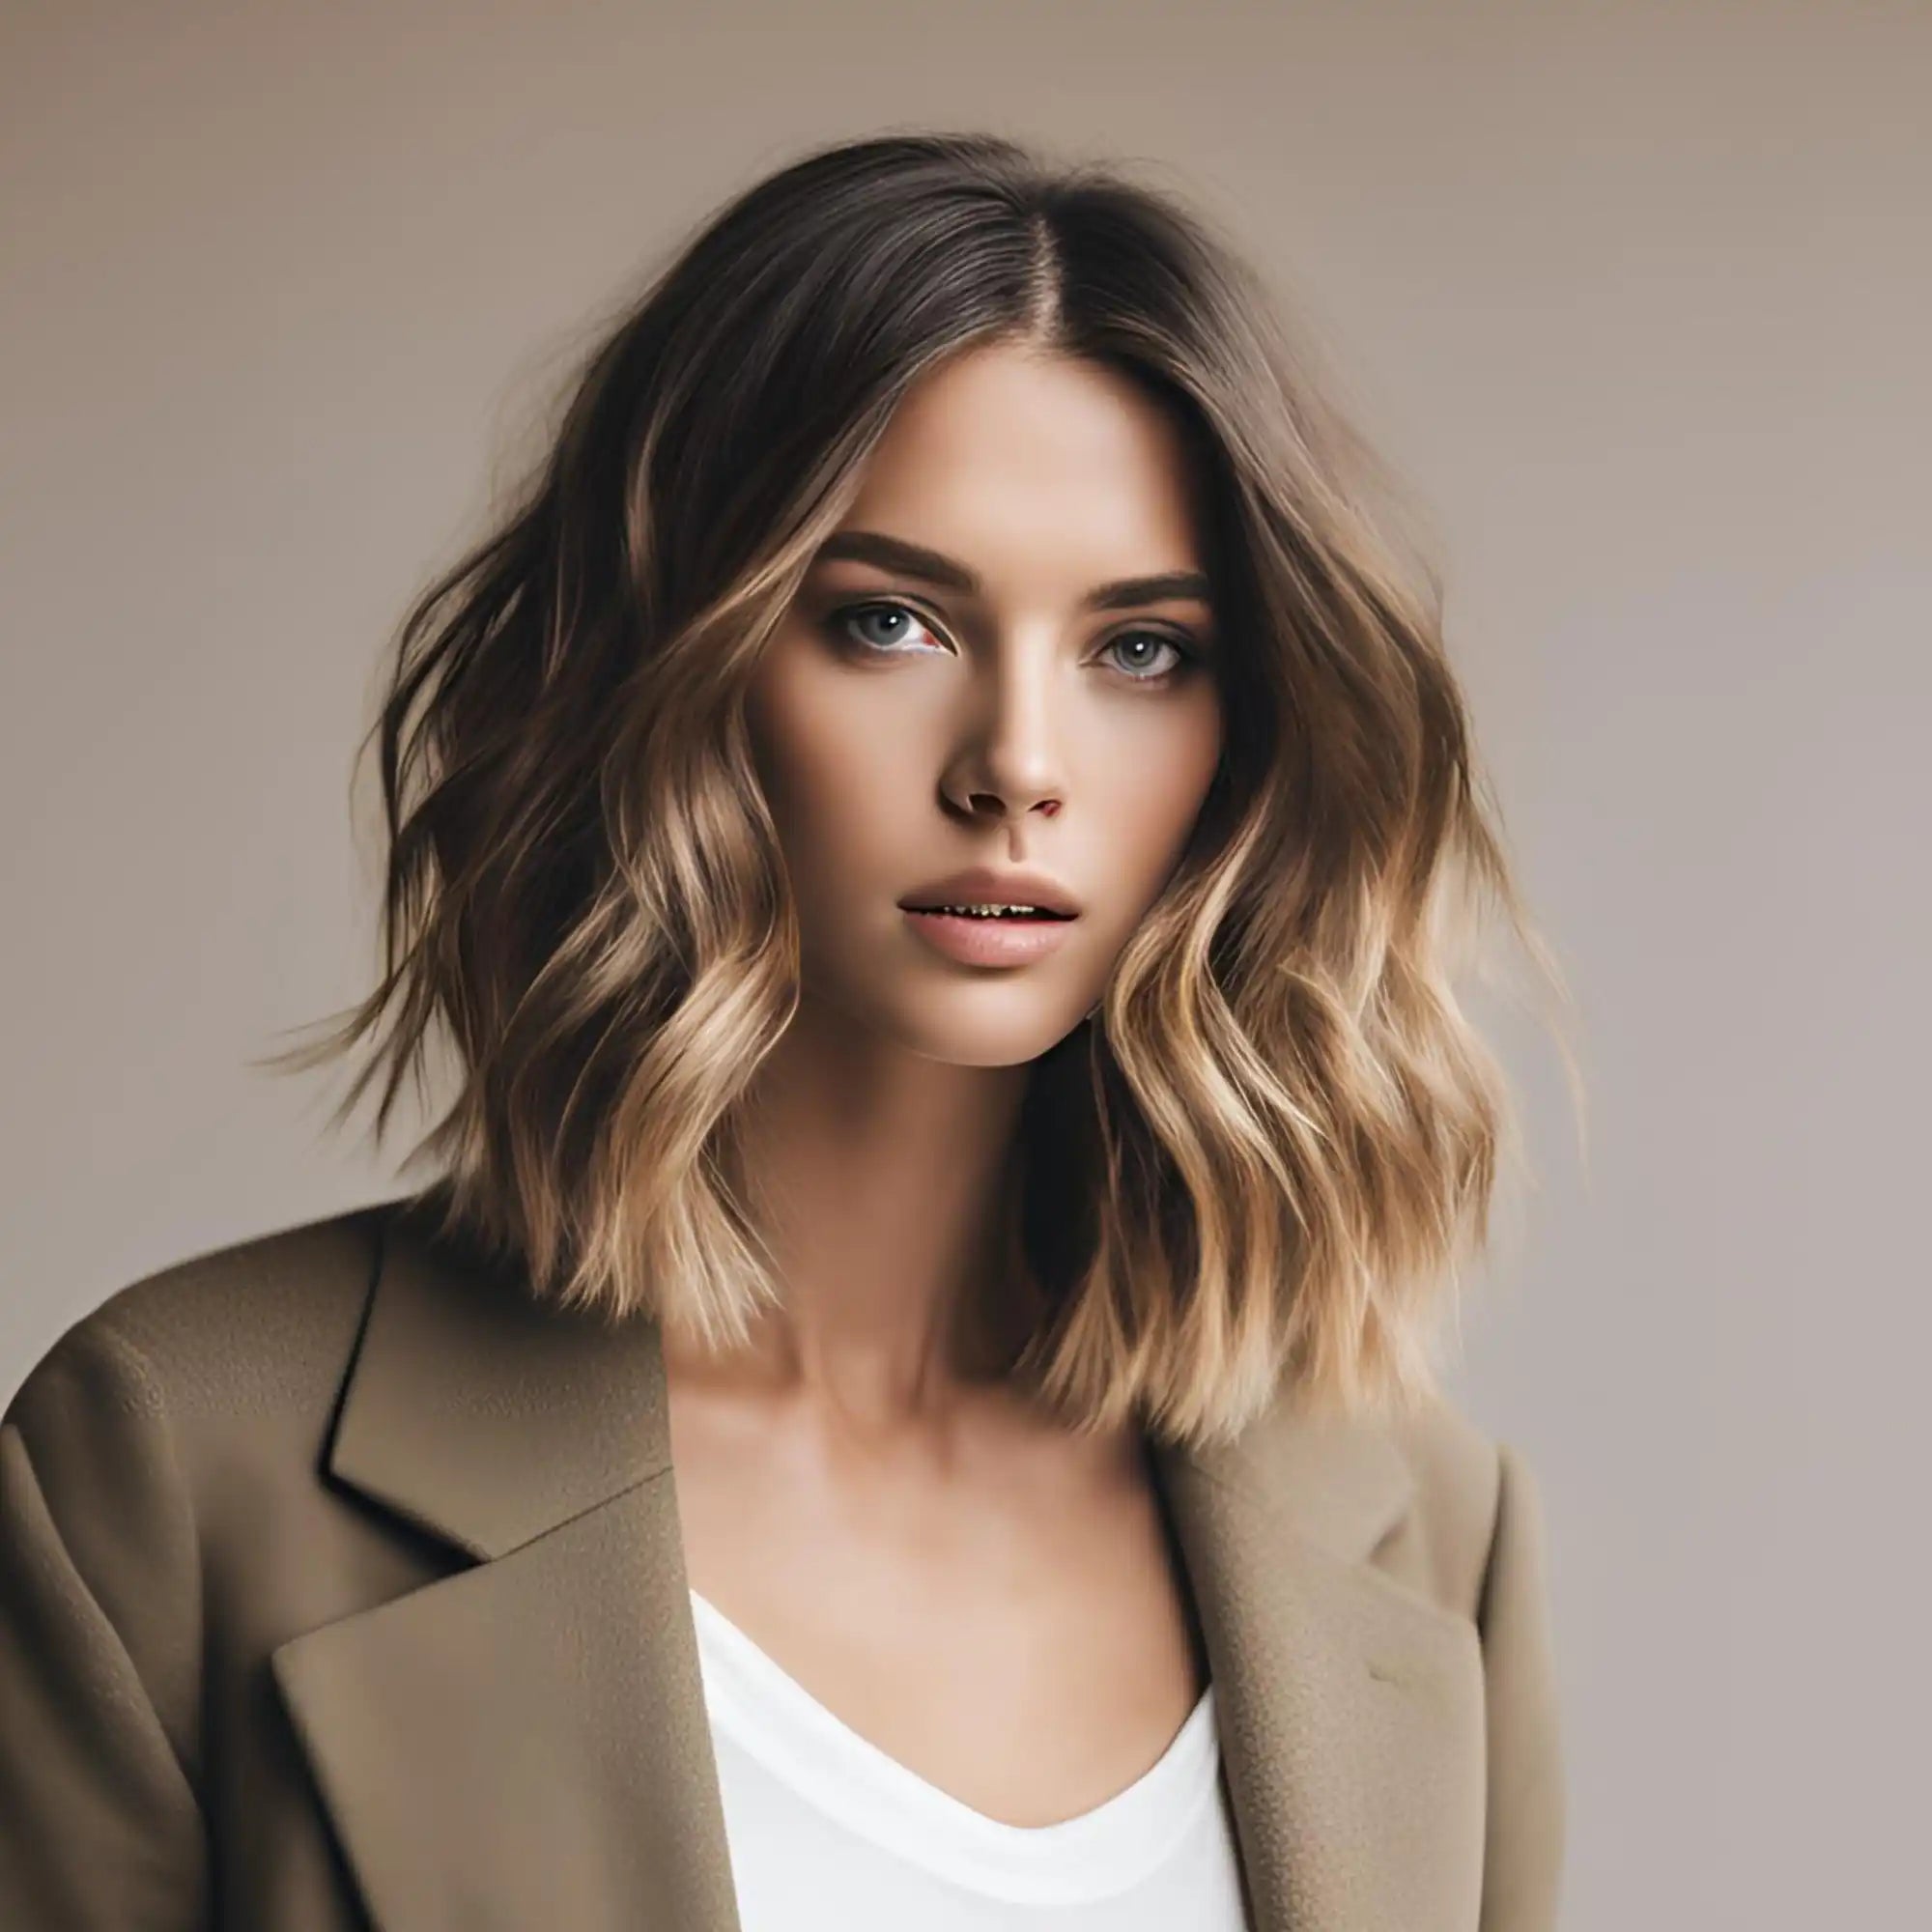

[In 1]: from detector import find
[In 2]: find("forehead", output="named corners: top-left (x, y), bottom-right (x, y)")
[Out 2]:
top-left (841, 343), bottom-right (1208, 574)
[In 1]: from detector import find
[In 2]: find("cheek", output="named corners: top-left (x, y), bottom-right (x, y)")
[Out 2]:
top-left (749, 661), bottom-right (919, 900)
top-left (1098, 702), bottom-right (1224, 885)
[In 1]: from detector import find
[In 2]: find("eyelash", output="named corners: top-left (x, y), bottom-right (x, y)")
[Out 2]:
top-left (822, 599), bottom-right (1206, 688)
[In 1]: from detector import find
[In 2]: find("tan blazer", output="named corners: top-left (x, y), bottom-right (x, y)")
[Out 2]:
top-left (0, 1192), bottom-right (1565, 1931)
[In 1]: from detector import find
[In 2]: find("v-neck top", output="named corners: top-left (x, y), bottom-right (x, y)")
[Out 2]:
top-left (686, 1585), bottom-right (1254, 1927)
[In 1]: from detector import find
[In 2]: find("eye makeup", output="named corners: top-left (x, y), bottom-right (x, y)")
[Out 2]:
top-left (817, 596), bottom-right (1212, 689)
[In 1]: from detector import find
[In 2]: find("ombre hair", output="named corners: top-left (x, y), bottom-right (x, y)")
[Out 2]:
top-left (266, 130), bottom-right (1577, 1451)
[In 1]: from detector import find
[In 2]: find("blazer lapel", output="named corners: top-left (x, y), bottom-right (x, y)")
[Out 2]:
top-left (270, 1207), bottom-right (740, 1932)
top-left (1149, 1402), bottom-right (1488, 1931)
top-left (272, 1202), bottom-right (1484, 1932)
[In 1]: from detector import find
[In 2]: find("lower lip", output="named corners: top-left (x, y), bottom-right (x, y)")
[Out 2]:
top-left (900, 908), bottom-right (1079, 965)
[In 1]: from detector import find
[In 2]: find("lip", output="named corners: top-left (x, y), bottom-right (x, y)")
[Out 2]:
top-left (901, 906), bottom-right (1079, 967)
top-left (897, 865), bottom-right (1083, 919)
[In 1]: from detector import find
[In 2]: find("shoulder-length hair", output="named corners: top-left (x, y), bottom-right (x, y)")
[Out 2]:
top-left (268, 129), bottom-right (1575, 1451)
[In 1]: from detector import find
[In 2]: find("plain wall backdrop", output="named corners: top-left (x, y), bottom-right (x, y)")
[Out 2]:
top-left (3, 2), bottom-right (1926, 1925)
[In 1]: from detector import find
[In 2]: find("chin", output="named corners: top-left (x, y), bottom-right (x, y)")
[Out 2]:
top-left (889, 1002), bottom-right (1085, 1069)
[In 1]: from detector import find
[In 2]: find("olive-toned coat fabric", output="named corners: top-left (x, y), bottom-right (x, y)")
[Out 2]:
top-left (0, 1193), bottom-right (1565, 1930)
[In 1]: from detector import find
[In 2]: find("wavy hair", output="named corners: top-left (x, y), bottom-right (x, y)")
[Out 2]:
top-left (265, 129), bottom-right (1577, 1451)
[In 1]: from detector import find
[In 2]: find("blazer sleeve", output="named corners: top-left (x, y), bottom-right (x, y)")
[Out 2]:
top-left (1476, 1438), bottom-right (1567, 1931)
top-left (0, 1314), bottom-right (212, 1928)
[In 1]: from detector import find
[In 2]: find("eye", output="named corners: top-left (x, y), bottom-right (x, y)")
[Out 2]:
top-left (1101, 629), bottom-right (1202, 685)
top-left (821, 598), bottom-right (1208, 687)
top-left (823, 599), bottom-right (947, 656)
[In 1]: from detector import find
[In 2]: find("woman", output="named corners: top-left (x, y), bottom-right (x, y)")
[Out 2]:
top-left (0, 131), bottom-right (1569, 1929)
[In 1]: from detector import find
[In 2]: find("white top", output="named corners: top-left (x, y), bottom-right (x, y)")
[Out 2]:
top-left (687, 1585), bottom-right (1254, 1929)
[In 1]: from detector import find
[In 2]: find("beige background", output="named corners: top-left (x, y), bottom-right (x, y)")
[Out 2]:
top-left (4, 2), bottom-right (1926, 1923)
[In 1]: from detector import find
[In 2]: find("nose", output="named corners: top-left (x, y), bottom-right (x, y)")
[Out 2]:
top-left (941, 646), bottom-right (1068, 824)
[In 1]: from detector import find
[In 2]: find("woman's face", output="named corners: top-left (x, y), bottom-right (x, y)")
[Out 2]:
top-left (746, 341), bottom-right (1226, 1066)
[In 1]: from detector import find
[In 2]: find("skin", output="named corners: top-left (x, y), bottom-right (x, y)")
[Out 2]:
top-left (662, 340), bottom-right (1227, 1828)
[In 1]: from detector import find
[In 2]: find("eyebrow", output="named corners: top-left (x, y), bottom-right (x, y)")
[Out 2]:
top-left (810, 528), bottom-right (1214, 613)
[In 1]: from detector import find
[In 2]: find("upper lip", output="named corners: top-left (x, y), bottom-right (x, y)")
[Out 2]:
top-left (898, 865), bottom-right (1083, 917)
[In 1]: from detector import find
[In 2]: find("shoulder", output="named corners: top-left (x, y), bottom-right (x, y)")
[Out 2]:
top-left (1387, 1384), bottom-right (1508, 1539)
top-left (0, 1200), bottom-right (411, 1801)
top-left (1212, 1366), bottom-right (1547, 1634)
top-left (1378, 1394), bottom-right (1567, 1916)
top-left (1375, 1385), bottom-right (1543, 1629)
top-left (3, 1197), bottom-right (399, 1452)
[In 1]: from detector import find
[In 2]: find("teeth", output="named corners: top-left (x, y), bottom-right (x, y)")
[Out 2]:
top-left (931, 903), bottom-right (1043, 918)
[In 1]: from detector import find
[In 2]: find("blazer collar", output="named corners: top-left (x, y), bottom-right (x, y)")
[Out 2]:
top-left (272, 1195), bottom-right (1485, 1932)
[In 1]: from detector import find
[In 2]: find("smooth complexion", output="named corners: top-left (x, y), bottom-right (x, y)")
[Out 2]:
top-left (662, 341), bottom-right (1227, 1828)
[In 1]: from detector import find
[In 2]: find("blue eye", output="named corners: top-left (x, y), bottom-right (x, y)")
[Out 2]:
top-left (822, 599), bottom-right (1205, 686)
top-left (1103, 631), bottom-right (1197, 683)
top-left (831, 602), bottom-right (939, 653)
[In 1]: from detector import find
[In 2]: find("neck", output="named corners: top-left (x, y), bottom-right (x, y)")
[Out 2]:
top-left (660, 996), bottom-right (1050, 1440)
